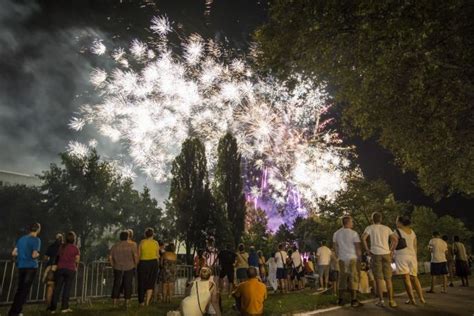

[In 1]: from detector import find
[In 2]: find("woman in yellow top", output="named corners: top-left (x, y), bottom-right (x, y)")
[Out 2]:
top-left (137, 228), bottom-right (159, 306)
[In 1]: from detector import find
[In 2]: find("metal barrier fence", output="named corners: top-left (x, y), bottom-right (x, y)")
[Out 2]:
top-left (0, 260), bottom-right (194, 306)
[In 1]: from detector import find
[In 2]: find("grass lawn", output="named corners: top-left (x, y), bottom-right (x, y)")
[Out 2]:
top-left (0, 273), bottom-right (435, 316)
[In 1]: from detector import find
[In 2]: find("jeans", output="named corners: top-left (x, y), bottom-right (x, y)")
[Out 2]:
top-left (49, 269), bottom-right (76, 311)
top-left (8, 268), bottom-right (37, 316)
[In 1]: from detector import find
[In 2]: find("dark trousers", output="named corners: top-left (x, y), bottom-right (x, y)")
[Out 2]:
top-left (137, 260), bottom-right (158, 304)
top-left (49, 269), bottom-right (75, 311)
top-left (112, 269), bottom-right (134, 299)
top-left (8, 268), bottom-right (37, 316)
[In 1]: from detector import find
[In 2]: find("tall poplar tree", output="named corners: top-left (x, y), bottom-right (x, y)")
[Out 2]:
top-left (213, 132), bottom-right (246, 247)
top-left (169, 137), bottom-right (209, 263)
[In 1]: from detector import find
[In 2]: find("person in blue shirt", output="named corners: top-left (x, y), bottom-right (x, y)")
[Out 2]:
top-left (248, 246), bottom-right (260, 269)
top-left (9, 223), bottom-right (42, 316)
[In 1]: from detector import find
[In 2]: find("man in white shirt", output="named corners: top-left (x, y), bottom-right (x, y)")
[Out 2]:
top-left (428, 231), bottom-right (448, 293)
top-left (362, 212), bottom-right (398, 308)
top-left (291, 246), bottom-right (304, 290)
top-left (274, 243), bottom-right (288, 293)
top-left (333, 216), bottom-right (363, 308)
top-left (316, 241), bottom-right (332, 290)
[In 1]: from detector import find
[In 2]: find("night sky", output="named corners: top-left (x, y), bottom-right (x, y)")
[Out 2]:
top-left (0, 0), bottom-right (472, 227)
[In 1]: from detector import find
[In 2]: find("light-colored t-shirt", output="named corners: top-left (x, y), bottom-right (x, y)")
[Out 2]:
top-left (274, 250), bottom-right (288, 269)
top-left (291, 250), bottom-right (303, 268)
top-left (235, 251), bottom-right (249, 269)
top-left (333, 228), bottom-right (360, 261)
top-left (428, 238), bottom-right (448, 263)
top-left (316, 246), bottom-right (332, 265)
top-left (363, 224), bottom-right (393, 255)
top-left (393, 228), bottom-right (416, 257)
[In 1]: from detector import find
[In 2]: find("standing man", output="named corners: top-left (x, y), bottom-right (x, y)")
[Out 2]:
top-left (291, 245), bottom-right (304, 290)
top-left (442, 235), bottom-right (455, 287)
top-left (217, 244), bottom-right (237, 294)
top-left (362, 212), bottom-right (398, 308)
top-left (427, 232), bottom-right (449, 293)
top-left (316, 241), bottom-right (332, 290)
top-left (110, 230), bottom-right (138, 308)
top-left (333, 216), bottom-right (363, 307)
top-left (9, 223), bottom-right (42, 316)
top-left (275, 243), bottom-right (289, 293)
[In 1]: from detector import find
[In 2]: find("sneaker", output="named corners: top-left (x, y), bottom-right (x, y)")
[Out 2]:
top-left (351, 300), bottom-right (363, 308)
top-left (375, 300), bottom-right (385, 307)
top-left (50, 311), bottom-right (57, 314)
top-left (61, 309), bottom-right (73, 313)
top-left (389, 300), bottom-right (398, 308)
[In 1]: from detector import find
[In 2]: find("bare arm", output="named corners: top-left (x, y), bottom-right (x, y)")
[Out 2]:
top-left (354, 242), bottom-right (362, 259)
top-left (389, 233), bottom-right (398, 252)
top-left (12, 247), bottom-right (18, 257)
top-left (32, 250), bottom-right (40, 259)
top-left (361, 233), bottom-right (370, 255)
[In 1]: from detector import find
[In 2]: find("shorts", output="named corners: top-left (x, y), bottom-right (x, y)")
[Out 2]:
top-left (431, 262), bottom-right (448, 276)
top-left (338, 259), bottom-right (359, 290)
top-left (371, 254), bottom-right (392, 280)
top-left (394, 255), bottom-right (418, 276)
top-left (276, 268), bottom-right (288, 280)
top-left (291, 268), bottom-right (304, 280)
top-left (455, 260), bottom-right (469, 277)
top-left (318, 265), bottom-right (330, 280)
top-left (236, 268), bottom-right (248, 280)
top-left (219, 265), bottom-right (234, 283)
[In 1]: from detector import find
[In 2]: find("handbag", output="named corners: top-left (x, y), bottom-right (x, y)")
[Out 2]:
top-left (395, 229), bottom-right (407, 250)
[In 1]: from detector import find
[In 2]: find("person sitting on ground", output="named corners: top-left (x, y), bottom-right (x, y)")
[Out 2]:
top-left (316, 241), bottom-right (332, 291)
top-left (43, 233), bottom-right (63, 306)
top-left (428, 231), bottom-right (449, 293)
top-left (442, 235), bottom-right (455, 287)
top-left (235, 244), bottom-right (249, 284)
top-left (362, 212), bottom-right (398, 308)
top-left (393, 216), bottom-right (425, 305)
top-left (181, 267), bottom-right (221, 316)
top-left (110, 230), bottom-right (138, 308)
top-left (232, 267), bottom-right (267, 316)
top-left (333, 216), bottom-right (363, 308)
top-left (453, 236), bottom-right (470, 287)
top-left (274, 243), bottom-right (288, 293)
top-left (217, 244), bottom-right (237, 294)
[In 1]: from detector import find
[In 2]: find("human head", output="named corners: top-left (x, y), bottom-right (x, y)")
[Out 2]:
top-left (238, 243), bottom-right (245, 252)
top-left (55, 233), bottom-right (64, 243)
top-left (341, 216), bottom-right (353, 228)
top-left (65, 231), bottom-right (76, 244)
top-left (432, 231), bottom-right (440, 238)
top-left (396, 215), bottom-right (411, 228)
top-left (454, 236), bottom-right (460, 242)
top-left (144, 227), bottom-right (154, 239)
top-left (165, 243), bottom-right (176, 253)
top-left (442, 235), bottom-right (449, 242)
top-left (372, 212), bottom-right (382, 224)
top-left (278, 243), bottom-right (285, 251)
top-left (119, 231), bottom-right (129, 241)
top-left (197, 249), bottom-right (204, 257)
top-left (158, 240), bottom-right (165, 248)
top-left (257, 250), bottom-right (263, 257)
top-left (246, 266), bottom-right (258, 279)
top-left (199, 267), bottom-right (212, 280)
top-left (320, 240), bottom-right (327, 246)
top-left (249, 246), bottom-right (256, 253)
top-left (207, 237), bottom-right (215, 247)
top-left (127, 229), bottom-right (134, 240)
top-left (29, 223), bottom-right (41, 235)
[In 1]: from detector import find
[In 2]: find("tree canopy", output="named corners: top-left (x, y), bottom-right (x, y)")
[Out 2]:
top-left (256, 0), bottom-right (474, 198)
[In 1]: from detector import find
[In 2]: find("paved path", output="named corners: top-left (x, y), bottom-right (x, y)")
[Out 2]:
top-left (301, 286), bottom-right (474, 316)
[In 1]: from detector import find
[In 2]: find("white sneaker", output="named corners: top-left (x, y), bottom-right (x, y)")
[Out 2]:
top-left (61, 309), bottom-right (73, 313)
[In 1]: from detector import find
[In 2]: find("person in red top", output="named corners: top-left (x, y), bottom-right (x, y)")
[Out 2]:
top-left (48, 231), bottom-right (80, 313)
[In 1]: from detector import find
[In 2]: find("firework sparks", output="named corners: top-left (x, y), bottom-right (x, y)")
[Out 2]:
top-left (72, 16), bottom-right (355, 218)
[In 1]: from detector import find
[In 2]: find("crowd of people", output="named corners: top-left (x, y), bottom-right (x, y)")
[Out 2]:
top-left (7, 212), bottom-right (473, 316)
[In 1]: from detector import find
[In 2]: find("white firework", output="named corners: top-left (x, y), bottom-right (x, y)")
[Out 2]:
top-left (72, 15), bottom-right (355, 212)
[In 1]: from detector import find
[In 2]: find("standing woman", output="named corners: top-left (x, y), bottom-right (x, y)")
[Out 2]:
top-left (234, 244), bottom-right (249, 284)
top-left (393, 216), bottom-right (425, 305)
top-left (453, 236), bottom-right (470, 287)
top-left (48, 231), bottom-right (80, 313)
top-left (161, 243), bottom-right (178, 303)
top-left (137, 228), bottom-right (159, 306)
top-left (257, 250), bottom-right (266, 282)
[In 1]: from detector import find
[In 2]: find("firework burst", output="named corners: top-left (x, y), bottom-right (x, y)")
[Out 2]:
top-left (69, 16), bottom-right (355, 218)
